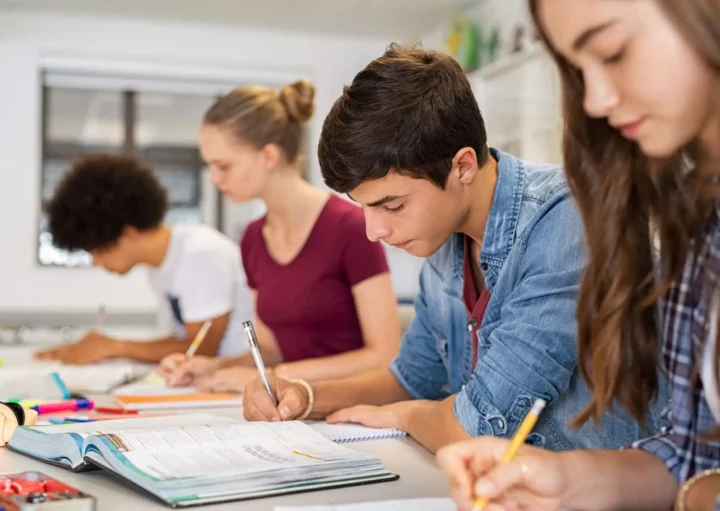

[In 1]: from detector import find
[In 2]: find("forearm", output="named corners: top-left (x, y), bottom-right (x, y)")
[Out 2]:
top-left (216, 353), bottom-right (257, 369)
top-left (309, 368), bottom-right (411, 418)
top-left (561, 448), bottom-right (677, 511)
top-left (278, 347), bottom-right (395, 382)
top-left (684, 474), bottom-right (720, 511)
top-left (115, 336), bottom-right (189, 363)
top-left (404, 396), bottom-right (471, 454)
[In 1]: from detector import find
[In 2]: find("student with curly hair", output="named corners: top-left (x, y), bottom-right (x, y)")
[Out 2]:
top-left (35, 155), bottom-right (253, 365)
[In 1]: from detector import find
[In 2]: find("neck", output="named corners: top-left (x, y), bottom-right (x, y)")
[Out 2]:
top-left (457, 155), bottom-right (498, 248)
top-left (261, 167), bottom-right (329, 230)
top-left (136, 226), bottom-right (172, 267)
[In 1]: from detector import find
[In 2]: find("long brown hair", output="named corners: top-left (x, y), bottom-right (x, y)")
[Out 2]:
top-left (529, 0), bottom-right (720, 425)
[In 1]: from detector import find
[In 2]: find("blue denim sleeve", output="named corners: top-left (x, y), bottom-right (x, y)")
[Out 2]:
top-left (389, 261), bottom-right (451, 400)
top-left (454, 196), bottom-right (586, 437)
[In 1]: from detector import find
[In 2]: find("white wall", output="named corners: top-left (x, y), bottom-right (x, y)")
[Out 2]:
top-left (0, 10), bottom-right (388, 314)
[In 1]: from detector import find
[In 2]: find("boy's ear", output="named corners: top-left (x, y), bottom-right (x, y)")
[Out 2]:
top-left (452, 147), bottom-right (479, 184)
top-left (121, 226), bottom-right (140, 241)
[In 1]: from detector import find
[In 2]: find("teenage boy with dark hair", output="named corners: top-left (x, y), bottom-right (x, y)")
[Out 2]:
top-left (36, 154), bottom-right (252, 365)
top-left (242, 45), bottom-right (665, 453)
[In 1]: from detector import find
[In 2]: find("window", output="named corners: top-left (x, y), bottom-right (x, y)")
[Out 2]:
top-left (39, 77), bottom-right (220, 267)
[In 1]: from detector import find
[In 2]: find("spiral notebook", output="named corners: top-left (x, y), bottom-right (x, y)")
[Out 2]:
top-left (308, 422), bottom-right (407, 443)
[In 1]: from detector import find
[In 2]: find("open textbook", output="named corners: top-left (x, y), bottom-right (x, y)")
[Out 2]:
top-left (275, 498), bottom-right (457, 510)
top-left (8, 414), bottom-right (398, 507)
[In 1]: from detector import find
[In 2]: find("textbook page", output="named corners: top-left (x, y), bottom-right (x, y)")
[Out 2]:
top-left (274, 498), bottom-right (457, 511)
top-left (95, 422), bottom-right (376, 481)
top-left (28, 413), bottom-right (236, 436)
top-left (111, 381), bottom-right (198, 396)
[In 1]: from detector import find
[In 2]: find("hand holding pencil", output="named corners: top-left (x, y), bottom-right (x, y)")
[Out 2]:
top-left (436, 399), bottom-right (568, 511)
top-left (158, 321), bottom-right (219, 386)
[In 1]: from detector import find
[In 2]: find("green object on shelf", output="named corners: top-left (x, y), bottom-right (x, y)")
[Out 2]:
top-left (445, 13), bottom-right (480, 72)
top-left (485, 26), bottom-right (502, 66)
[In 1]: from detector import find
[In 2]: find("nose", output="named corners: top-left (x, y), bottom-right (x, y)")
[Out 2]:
top-left (208, 166), bottom-right (222, 186)
top-left (583, 68), bottom-right (619, 119)
top-left (364, 209), bottom-right (392, 242)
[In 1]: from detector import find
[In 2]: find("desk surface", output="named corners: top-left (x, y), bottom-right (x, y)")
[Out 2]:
top-left (0, 396), bottom-right (450, 510)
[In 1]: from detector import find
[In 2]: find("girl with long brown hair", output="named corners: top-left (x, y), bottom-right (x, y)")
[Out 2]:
top-left (437, 1), bottom-right (720, 510)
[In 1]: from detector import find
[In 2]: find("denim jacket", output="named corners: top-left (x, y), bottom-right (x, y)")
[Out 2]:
top-left (390, 148), bottom-right (667, 451)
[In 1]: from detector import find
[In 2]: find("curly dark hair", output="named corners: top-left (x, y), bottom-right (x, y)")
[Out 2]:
top-left (46, 154), bottom-right (168, 252)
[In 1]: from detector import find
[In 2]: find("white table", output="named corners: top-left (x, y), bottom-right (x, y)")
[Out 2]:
top-left (0, 396), bottom-right (450, 510)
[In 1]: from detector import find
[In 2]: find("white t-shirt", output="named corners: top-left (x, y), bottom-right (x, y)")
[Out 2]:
top-left (147, 224), bottom-right (252, 357)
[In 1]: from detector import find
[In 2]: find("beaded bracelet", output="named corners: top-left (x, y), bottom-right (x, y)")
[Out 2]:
top-left (287, 378), bottom-right (314, 420)
top-left (676, 467), bottom-right (720, 511)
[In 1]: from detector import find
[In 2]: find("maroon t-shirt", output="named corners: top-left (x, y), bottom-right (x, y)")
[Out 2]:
top-left (462, 235), bottom-right (492, 368)
top-left (240, 195), bottom-right (390, 362)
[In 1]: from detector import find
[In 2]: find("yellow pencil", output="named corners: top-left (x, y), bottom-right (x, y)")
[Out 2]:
top-left (185, 320), bottom-right (212, 358)
top-left (472, 398), bottom-right (547, 511)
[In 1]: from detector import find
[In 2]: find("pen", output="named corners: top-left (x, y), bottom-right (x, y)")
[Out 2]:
top-left (242, 320), bottom-right (277, 406)
top-left (95, 406), bottom-right (138, 415)
top-left (472, 398), bottom-right (547, 511)
top-left (186, 320), bottom-right (212, 358)
top-left (51, 372), bottom-right (71, 399)
top-left (96, 303), bottom-right (106, 332)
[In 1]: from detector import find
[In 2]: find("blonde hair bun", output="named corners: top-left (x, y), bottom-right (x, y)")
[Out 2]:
top-left (279, 78), bottom-right (315, 123)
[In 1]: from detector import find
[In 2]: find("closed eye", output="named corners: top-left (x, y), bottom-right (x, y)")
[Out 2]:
top-left (382, 204), bottom-right (405, 213)
top-left (602, 46), bottom-right (626, 65)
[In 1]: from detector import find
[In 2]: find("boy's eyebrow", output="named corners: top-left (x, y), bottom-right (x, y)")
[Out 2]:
top-left (361, 195), bottom-right (408, 208)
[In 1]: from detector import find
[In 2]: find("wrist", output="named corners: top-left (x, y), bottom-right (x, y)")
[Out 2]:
top-left (404, 400), bottom-right (435, 433)
top-left (677, 470), bottom-right (720, 511)
top-left (556, 450), bottom-right (592, 508)
top-left (110, 338), bottom-right (129, 357)
top-left (274, 363), bottom-right (288, 378)
top-left (287, 378), bottom-right (314, 420)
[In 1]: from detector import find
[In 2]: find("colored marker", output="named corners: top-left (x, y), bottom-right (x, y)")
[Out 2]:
top-left (51, 372), bottom-right (71, 399)
top-left (31, 399), bottom-right (94, 414)
top-left (6, 399), bottom-right (44, 408)
top-left (48, 416), bottom-right (95, 424)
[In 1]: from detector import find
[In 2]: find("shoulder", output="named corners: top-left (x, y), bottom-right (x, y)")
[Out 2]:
top-left (514, 160), bottom-right (582, 241)
top-left (174, 224), bottom-right (239, 264)
top-left (321, 194), bottom-right (368, 241)
top-left (521, 161), bottom-right (571, 206)
top-left (239, 217), bottom-right (265, 253)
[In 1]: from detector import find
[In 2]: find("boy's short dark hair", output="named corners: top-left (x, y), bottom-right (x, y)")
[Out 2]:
top-left (319, 43), bottom-right (489, 193)
top-left (47, 154), bottom-right (168, 252)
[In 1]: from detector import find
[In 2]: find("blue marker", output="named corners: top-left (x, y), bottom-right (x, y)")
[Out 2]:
top-left (48, 416), bottom-right (95, 424)
top-left (51, 372), bottom-right (71, 399)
